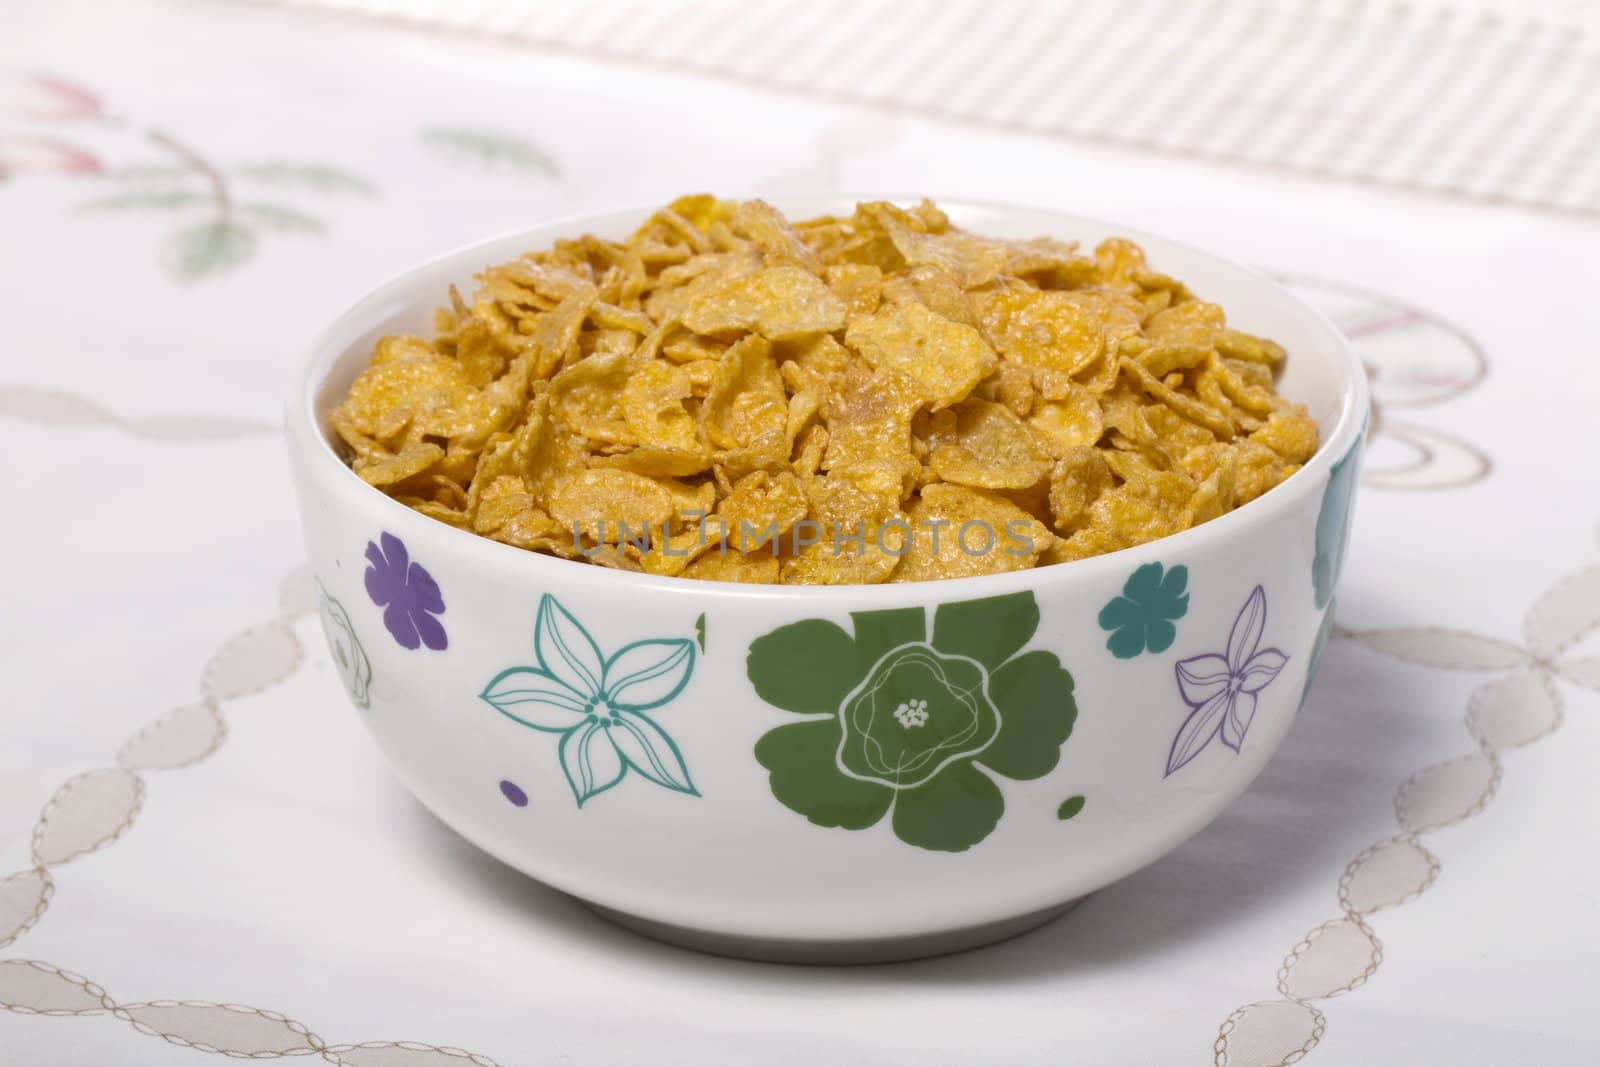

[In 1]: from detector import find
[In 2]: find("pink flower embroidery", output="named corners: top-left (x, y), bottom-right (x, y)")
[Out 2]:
top-left (0, 136), bottom-right (100, 180)
top-left (0, 74), bottom-right (103, 121)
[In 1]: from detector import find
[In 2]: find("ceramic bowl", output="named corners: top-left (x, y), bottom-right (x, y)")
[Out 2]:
top-left (286, 197), bottom-right (1367, 963)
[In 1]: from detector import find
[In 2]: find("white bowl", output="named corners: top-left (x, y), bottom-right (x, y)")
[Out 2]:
top-left (286, 198), bottom-right (1367, 963)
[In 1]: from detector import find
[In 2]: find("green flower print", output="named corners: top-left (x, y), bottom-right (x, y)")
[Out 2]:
top-left (747, 592), bottom-right (1076, 853)
top-left (317, 580), bottom-right (371, 709)
top-left (838, 644), bottom-right (999, 788)
top-left (1313, 441), bottom-right (1362, 609)
top-left (480, 595), bottom-right (698, 808)
top-left (1098, 562), bottom-right (1189, 658)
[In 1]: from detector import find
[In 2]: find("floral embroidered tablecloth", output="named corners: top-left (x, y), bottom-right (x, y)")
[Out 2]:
top-left (3, 2), bottom-right (1597, 1064)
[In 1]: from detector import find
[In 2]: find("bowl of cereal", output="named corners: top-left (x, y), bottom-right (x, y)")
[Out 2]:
top-left (287, 196), bottom-right (1366, 963)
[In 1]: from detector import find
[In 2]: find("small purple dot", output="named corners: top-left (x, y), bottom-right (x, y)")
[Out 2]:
top-left (499, 780), bottom-right (528, 807)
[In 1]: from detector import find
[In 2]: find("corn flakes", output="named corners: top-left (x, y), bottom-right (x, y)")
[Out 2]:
top-left (332, 198), bottom-right (1321, 584)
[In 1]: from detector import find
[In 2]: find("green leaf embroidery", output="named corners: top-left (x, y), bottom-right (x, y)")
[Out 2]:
top-left (237, 201), bottom-right (326, 234)
top-left (1057, 795), bottom-right (1086, 821)
top-left (81, 144), bottom-right (372, 286)
top-left (421, 126), bottom-right (560, 177)
top-left (76, 190), bottom-right (211, 213)
top-left (229, 161), bottom-right (375, 195)
top-left (100, 164), bottom-right (198, 183)
top-left (161, 221), bottom-right (257, 282)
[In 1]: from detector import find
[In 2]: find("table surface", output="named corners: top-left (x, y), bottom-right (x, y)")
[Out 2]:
top-left (2, 2), bottom-right (1597, 1064)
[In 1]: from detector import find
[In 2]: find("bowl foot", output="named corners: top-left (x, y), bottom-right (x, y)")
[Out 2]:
top-left (580, 896), bottom-right (1086, 965)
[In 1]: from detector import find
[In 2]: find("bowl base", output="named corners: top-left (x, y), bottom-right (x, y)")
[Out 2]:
top-left (581, 896), bottom-right (1085, 965)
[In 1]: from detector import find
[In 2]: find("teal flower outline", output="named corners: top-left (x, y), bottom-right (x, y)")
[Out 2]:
top-left (480, 595), bottom-right (698, 807)
top-left (1098, 562), bottom-right (1189, 658)
top-left (1313, 440), bottom-right (1362, 609)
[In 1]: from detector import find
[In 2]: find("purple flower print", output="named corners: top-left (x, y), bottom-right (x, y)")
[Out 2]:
top-left (364, 532), bottom-right (447, 651)
top-left (1166, 585), bottom-right (1287, 777)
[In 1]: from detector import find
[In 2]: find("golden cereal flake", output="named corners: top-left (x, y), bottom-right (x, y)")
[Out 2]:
top-left (1029, 388), bottom-right (1105, 452)
top-left (1047, 447), bottom-right (1114, 534)
top-left (845, 301), bottom-right (996, 410)
top-left (824, 263), bottom-right (883, 318)
top-left (780, 476), bottom-right (905, 586)
top-left (548, 468), bottom-right (678, 544)
top-left (683, 546), bottom-right (781, 584)
top-left (703, 334), bottom-right (787, 450)
top-left (1250, 408), bottom-right (1320, 464)
top-left (732, 198), bottom-right (821, 272)
top-left (681, 265), bottom-right (846, 340)
top-left (980, 289), bottom-right (1104, 376)
top-left (927, 399), bottom-right (1052, 491)
top-left (355, 441), bottom-right (444, 488)
top-left (717, 470), bottom-right (809, 548)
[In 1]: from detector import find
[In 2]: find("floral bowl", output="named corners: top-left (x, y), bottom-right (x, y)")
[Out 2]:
top-left (286, 198), bottom-right (1367, 963)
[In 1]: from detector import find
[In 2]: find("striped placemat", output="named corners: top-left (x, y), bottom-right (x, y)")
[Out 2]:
top-left (272, 0), bottom-right (1600, 215)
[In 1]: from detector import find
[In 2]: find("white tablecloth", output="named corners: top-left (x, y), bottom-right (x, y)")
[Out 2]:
top-left (2, 2), bottom-right (1597, 1064)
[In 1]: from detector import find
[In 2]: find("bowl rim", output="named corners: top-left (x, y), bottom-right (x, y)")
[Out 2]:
top-left (286, 194), bottom-right (1369, 603)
